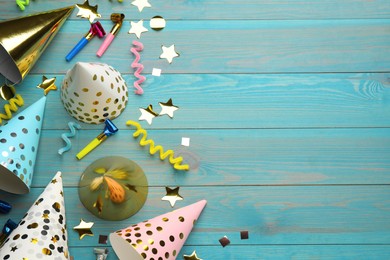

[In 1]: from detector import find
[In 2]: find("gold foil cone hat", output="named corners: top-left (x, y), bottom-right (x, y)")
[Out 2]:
top-left (0, 6), bottom-right (74, 84)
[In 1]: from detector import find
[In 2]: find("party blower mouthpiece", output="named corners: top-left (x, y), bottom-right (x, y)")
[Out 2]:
top-left (76, 119), bottom-right (118, 160)
top-left (97, 13), bottom-right (125, 57)
top-left (94, 248), bottom-right (109, 260)
top-left (66, 21), bottom-right (106, 61)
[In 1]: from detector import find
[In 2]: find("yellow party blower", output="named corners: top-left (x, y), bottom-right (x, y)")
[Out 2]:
top-left (76, 119), bottom-right (118, 160)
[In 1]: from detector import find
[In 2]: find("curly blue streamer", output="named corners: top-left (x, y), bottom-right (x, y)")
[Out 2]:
top-left (58, 122), bottom-right (81, 155)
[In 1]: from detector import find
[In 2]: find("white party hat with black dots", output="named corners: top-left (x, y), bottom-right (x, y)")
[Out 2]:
top-left (0, 171), bottom-right (70, 260)
top-left (0, 96), bottom-right (46, 194)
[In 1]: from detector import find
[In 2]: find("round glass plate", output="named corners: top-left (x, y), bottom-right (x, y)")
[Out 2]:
top-left (78, 156), bottom-right (148, 221)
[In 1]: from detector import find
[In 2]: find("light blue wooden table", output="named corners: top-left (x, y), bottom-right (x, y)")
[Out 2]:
top-left (0, 0), bottom-right (390, 259)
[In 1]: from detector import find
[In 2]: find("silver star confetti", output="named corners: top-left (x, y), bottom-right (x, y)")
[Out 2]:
top-left (160, 44), bottom-right (180, 64)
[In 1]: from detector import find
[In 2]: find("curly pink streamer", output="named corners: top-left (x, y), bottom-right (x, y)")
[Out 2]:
top-left (130, 40), bottom-right (145, 95)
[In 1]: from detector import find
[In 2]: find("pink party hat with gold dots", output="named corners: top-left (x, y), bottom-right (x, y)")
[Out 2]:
top-left (0, 171), bottom-right (70, 259)
top-left (0, 96), bottom-right (46, 194)
top-left (110, 200), bottom-right (207, 260)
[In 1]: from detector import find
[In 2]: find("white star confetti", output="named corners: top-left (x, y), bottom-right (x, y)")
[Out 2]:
top-left (128, 20), bottom-right (148, 39)
top-left (160, 44), bottom-right (180, 64)
top-left (131, 0), bottom-right (151, 12)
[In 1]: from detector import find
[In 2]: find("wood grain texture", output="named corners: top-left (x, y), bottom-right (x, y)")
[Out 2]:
top-left (0, 0), bottom-right (389, 20)
top-left (0, 0), bottom-right (389, 259)
top-left (28, 20), bottom-right (390, 74)
top-left (14, 73), bottom-right (390, 129)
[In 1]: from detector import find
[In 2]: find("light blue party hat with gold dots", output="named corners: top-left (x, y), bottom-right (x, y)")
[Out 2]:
top-left (0, 96), bottom-right (46, 194)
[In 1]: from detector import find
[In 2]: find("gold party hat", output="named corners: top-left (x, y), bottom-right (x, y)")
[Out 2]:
top-left (0, 6), bottom-right (74, 84)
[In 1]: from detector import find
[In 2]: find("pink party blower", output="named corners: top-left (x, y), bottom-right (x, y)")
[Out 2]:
top-left (97, 13), bottom-right (125, 57)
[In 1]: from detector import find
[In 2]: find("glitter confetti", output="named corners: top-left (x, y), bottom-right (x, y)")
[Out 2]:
top-left (126, 120), bottom-right (190, 170)
top-left (73, 219), bottom-right (94, 240)
top-left (139, 105), bottom-right (158, 125)
top-left (0, 94), bottom-right (24, 125)
top-left (219, 236), bottom-right (231, 247)
top-left (128, 20), bottom-right (148, 39)
top-left (130, 40), bottom-right (146, 95)
top-left (160, 44), bottom-right (180, 64)
top-left (36, 76), bottom-right (57, 95)
top-left (58, 122), bottom-right (81, 155)
top-left (161, 187), bottom-right (183, 207)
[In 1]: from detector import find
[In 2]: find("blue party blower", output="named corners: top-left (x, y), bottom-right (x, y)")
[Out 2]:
top-left (0, 219), bottom-right (17, 246)
top-left (0, 200), bottom-right (11, 214)
top-left (66, 21), bottom-right (105, 61)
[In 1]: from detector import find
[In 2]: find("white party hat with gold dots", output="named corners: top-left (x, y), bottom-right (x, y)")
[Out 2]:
top-left (0, 96), bottom-right (46, 194)
top-left (0, 171), bottom-right (70, 259)
top-left (110, 200), bottom-right (207, 260)
top-left (61, 62), bottom-right (128, 124)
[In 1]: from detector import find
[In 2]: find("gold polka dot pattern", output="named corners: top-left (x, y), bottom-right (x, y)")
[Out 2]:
top-left (110, 200), bottom-right (207, 260)
top-left (0, 172), bottom-right (70, 260)
top-left (61, 62), bottom-right (128, 124)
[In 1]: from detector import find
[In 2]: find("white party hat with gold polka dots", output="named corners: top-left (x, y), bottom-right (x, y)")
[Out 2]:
top-left (110, 200), bottom-right (207, 260)
top-left (61, 62), bottom-right (128, 124)
top-left (0, 171), bottom-right (70, 260)
top-left (0, 96), bottom-right (46, 194)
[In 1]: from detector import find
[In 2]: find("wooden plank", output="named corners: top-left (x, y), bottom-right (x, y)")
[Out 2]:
top-left (69, 245), bottom-right (390, 260)
top-left (9, 73), bottom-right (390, 130)
top-left (0, 0), bottom-right (389, 20)
top-left (18, 19), bottom-right (390, 74)
top-left (23, 128), bottom-right (390, 186)
top-left (1, 186), bottom-right (389, 247)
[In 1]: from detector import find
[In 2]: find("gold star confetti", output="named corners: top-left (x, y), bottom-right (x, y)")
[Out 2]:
top-left (51, 178), bottom-right (57, 184)
top-left (161, 187), bottom-right (183, 207)
top-left (139, 105), bottom-right (159, 125)
top-left (73, 219), bottom-right (94, 239)
top-left (42, 213), bottom-right (49, 219)
top-left (183, 250), bottom-right (203, 260)
top-left (160, 44), bottom-right (180, 64)
top-left (128, 20), bottom-right (148, 39)
top-left (36, 76), bottom-right (57, 96)
top-left (76, 0), bottom-right (101, 23)
top-left (159, 98), bottom-right (179, 118)
top-left (51, 236), bottom-right (58, 243)
top-left (131, 0), bottom-right (151, 12)
top-left (11, 246), bottom-right (18, 252)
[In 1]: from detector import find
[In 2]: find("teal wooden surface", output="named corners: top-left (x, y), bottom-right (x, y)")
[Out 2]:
top-left (0, 0), bottom-right (389, 259)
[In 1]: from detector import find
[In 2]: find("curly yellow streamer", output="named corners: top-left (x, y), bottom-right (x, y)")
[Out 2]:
top-left (0, 94), bottom-right (24, 125)
top-left (126, 120), bottom-right (189, 171)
